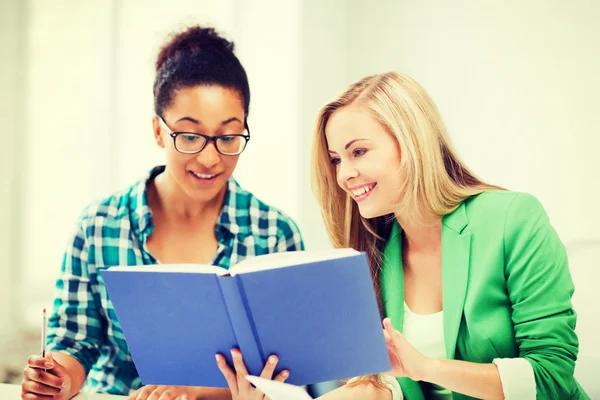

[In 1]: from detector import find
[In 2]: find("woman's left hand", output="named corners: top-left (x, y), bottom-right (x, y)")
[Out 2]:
top-left (216, 349), bottom-right (289, 400)
top-left (383, 317), bottom-right (435, 382)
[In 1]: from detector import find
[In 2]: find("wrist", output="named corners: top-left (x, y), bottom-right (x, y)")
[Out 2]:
top-left (419, 358), bottom-right (442, 383)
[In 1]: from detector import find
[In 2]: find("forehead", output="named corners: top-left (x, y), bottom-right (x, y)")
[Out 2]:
top-left (325, 105), bottom-right (390, 148)
top-left (167, 85), bottom-right (245, 119)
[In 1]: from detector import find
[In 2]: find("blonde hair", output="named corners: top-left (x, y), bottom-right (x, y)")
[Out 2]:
top-left (311, 72), bottom-right (501, 388)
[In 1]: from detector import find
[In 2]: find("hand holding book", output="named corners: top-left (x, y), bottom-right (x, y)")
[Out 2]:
top-left (216, 349), bottom-right (289, 400)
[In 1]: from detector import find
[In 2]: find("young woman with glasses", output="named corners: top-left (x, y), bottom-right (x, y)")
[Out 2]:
top-left (21, 26), bottom-right (303, 400)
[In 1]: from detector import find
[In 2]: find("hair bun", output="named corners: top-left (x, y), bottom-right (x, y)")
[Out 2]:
top-left (156, 26), bottom-right (234, 72)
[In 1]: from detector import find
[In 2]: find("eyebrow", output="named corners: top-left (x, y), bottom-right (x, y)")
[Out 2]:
top-left (327, 138), bottom-right (368, 153)
top-left (175, 116), bottom-right (243, 126)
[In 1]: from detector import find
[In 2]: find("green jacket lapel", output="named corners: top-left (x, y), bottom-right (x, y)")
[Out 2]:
top-left (381, 222), bottom-right (404, 330)
top-left (441, 202), bottom-right (472, 359)
top-left (381, 223), bottom-right (426, 400)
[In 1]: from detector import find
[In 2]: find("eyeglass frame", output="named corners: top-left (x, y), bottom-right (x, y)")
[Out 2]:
top-left (157, 115), bottom-right (251, 156)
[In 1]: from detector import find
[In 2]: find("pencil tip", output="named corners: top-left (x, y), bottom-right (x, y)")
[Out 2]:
top-left (43, 308), bottom-right (46, 313)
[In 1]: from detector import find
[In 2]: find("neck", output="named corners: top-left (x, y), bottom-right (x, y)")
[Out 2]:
top-left (395, 213), bottom-right (442, 253)
top-left (152, 170), bottom-right (226, 221)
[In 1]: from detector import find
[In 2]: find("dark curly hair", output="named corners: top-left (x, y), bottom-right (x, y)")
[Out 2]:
top-left (153, 26), bottom-right (250, 124)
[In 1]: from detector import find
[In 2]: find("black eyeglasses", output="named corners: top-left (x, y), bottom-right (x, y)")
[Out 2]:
top-left (158, 116), bottom-right (250, 156)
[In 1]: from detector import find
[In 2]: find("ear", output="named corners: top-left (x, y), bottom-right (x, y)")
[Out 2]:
top-left (152, 116), bottom-right (165, 148)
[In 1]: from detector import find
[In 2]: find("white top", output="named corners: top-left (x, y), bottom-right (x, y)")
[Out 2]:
top-left (402, 302), bottom-right (447, 361)
top-left (403, 303), bottom-right (451, 399)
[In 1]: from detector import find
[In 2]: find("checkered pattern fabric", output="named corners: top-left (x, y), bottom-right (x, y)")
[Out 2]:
top-left (46, 166), bottom-right (304, 395)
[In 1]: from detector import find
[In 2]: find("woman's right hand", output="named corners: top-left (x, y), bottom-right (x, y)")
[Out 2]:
top-left (216, 349), bottom-right (289, 400)
top-left (21, 353), bottom-right (72, 400)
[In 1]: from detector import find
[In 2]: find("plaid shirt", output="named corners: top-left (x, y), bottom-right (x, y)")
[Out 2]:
top-left (46, 166), bottom-right (304, 395)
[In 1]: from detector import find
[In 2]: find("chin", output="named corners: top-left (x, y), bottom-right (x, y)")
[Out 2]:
top-left (183, 182), bottom-right (226, 203)
top-left (356, 205), bottom-right (388, 220)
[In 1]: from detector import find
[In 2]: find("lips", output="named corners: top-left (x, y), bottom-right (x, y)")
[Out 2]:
top-left (191, 171), bottom-right (219, 179)
top-left (189, 171), bottom-right (221, 184)
top-left (349, 183), bottom-right (376, 196)
top-left (348, 183), bottom-right (377, 202)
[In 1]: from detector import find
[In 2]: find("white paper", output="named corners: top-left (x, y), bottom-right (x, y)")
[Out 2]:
top-left (104, 248), bottom-right (360, 276)
top-left (105, 263), bottom-right (226, 275)
top-left (245, 376), bottom-right (313, 400)
top-left (231, 248), bottom-right (360, 275)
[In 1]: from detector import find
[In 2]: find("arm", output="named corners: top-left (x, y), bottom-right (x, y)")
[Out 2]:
top-left (45, 223), bottom-right (102, 398)
top-left (383, 318), bottom-right (504, 399)
top-left (191, 387), bottom-right (231, 400)
top-left (423, 359), bottom-right (503, 399)
top-left (317, 381), bottom-right (393, 400)
top-left (502, 193), bottom-right (579, 398)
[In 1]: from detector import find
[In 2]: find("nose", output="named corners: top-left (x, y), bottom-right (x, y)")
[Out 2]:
top-left (336, 160), bottom-right (359, 188)
top-left (195, 141), bottom-right (221, 168)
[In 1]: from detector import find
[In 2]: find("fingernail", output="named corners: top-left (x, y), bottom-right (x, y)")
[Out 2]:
top-left (282, 370), bottom-right (289, 377)
top-left (181, 396), bottom-right (189, 400)
top-left (269, 356), bottom-right (276, 365)
top-left (45, 362), bottom-right (53, 368)
top-left (215, 354), bottom-right (221, 363)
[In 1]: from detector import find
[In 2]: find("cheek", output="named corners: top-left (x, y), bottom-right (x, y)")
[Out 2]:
top-left (222, 156), bottom-right (240, 172)
top-left (334, 167), bottom-right (344, 188)
top-left (165, 149), bottom-right (192, 170)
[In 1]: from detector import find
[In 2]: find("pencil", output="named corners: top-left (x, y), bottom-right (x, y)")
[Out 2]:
top-left (41, 308), bottom-right (47, 372)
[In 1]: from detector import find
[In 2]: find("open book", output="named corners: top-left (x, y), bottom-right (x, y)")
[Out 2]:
top-left (101, 248), bottom-right (391, 388)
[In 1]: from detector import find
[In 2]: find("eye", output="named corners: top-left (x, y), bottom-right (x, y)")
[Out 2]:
top-left (220, 136), bottom-right (235, 143)
top-left (181, 134), bottom-right (200, 142)
top-left (329, 157), bottom-right (341, 166)
top-left (353, 149), bottom-right (367, 157)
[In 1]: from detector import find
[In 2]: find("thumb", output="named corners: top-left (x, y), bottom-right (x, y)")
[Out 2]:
top-left (43, 352), bottom-right (55, 368)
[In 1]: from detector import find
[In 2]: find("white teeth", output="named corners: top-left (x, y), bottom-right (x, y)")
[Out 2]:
top-left (192, 172), bottom-right (217, 179)
top-left (351, 185), bottom-right (374, 197)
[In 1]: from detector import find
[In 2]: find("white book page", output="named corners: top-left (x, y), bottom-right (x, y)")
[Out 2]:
top-left (230, 248), bottom-right (360, 275)
top-left (245, 376), bottom-right (313, 400)
top-left (105, 264), bottom-right (228, 275)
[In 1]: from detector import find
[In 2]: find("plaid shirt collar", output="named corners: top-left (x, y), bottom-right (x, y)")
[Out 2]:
top-left (128, 165), bottom-right (250, 240)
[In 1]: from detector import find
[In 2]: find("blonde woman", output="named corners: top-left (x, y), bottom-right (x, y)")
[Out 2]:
top-left (311, 72), bottom-right (589, 400)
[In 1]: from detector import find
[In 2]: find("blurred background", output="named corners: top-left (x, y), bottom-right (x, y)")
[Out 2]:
top-left (1, 0), bottom-right (599, 392)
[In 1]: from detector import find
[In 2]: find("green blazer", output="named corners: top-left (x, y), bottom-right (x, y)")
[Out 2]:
top-left (380, 191), bottom-right (589, 400)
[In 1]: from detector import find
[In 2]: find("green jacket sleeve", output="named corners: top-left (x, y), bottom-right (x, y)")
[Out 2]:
top-left (503, 193), bottom-right (579, 399)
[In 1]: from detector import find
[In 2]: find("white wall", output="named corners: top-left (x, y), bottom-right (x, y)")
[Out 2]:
top-left (346, 0), bottom-right (600, 245)
top-left (230, 0), bottom-right (302, 223)
top-left (3, 0), bottom-right (598, 342)
top-left (20, 0), bottom-right (118, 328)
top-left (0, 0), bottom-right (25, 353)
top-left (297, 0), bottom-right (350, 251)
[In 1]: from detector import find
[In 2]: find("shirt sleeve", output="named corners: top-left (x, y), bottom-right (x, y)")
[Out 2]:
top-left (493, 357), bottom-right (536, 399)
top-left (46, 221), bottom-right (103, 374)
top-left (503, 193), bottom-right (579, 399)
top-left (274, 212), bottom-right (305, 252)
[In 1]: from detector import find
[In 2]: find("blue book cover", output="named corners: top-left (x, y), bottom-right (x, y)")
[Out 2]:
top-left (100, 249), bottom-right (391, 388)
